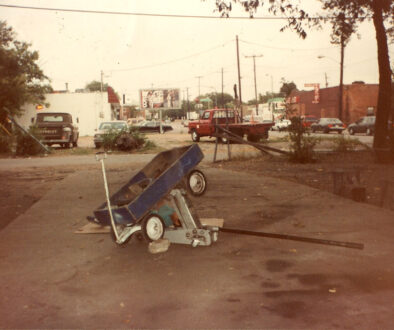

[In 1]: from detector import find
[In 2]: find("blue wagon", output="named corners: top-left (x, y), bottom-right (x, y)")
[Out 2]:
top-left (88, 144), bottom-right (218, 247)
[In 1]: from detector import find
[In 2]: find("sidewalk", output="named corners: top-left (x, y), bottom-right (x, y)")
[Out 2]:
top-left (0, 167), bottom-right (393, 328)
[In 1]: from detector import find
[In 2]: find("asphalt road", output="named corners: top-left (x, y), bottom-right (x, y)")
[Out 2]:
top-left (0, 167), bottom-right (393, 328)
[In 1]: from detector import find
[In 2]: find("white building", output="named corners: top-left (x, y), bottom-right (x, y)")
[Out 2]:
top-left (17, 90), bottom-right (120, 136)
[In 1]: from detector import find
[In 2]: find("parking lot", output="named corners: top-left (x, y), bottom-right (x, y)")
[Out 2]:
top-left (0, 127), bottom-right (392, 328)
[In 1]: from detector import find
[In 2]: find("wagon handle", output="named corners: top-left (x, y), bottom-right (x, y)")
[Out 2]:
top-left (96, 152), bottom-right (120, 242)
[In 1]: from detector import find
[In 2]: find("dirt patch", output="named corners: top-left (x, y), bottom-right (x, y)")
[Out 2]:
top-left (0, 168), bottom-right (70, 230)
top-left (211, 150), bottom-right (394, 210)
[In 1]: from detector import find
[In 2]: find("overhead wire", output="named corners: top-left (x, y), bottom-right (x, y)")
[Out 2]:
top-left (107, 40), bottom-right (233, 72)
top-left (0, 3), bottom-right (333, 20)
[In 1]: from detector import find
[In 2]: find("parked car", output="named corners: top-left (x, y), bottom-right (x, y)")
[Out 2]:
top-left (36, 112), bottom-right (79, 148)
top-left (271, 119), bottom-right (291, 131)
top-left (94, 121), bottom-right (128, 148)
top-left (302, 115), bottom-right (319, 128)
top-left (311, 118), bottom-right (346, 134)
top-left (348, 116), bottom-right (375, 136)
top-left (132, 121), bottom-right (173, 133)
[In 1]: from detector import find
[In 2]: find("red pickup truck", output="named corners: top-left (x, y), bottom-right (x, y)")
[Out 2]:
top-left (188, 109), bottom-right (274, 142)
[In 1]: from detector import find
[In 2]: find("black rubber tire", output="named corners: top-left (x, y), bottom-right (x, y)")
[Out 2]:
top-left (186, 169), bottom-right (207, 197)
top-left (95, 143), bottom-right (101, 149)
top-left (191, 130), bottom-right (200, 142)
top-left (142, 214), bottom-right (165, 242)
top-left (247, 134), bottom-right (259, 142)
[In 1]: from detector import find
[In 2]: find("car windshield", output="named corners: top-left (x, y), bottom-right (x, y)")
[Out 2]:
top-left (99, 122), bottom-right (127, 130)
top-left (325, 118), bottom-right (342, 123)
top-left (305, 117), bottom-right (317, 122)
top-left (37, 114), bottom-right (70, 122)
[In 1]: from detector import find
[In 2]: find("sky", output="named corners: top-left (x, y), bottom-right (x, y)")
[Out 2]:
top-left (1, 0), bottom-right (392, 105)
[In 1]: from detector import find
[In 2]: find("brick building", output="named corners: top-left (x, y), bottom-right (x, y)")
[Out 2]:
top-left (286, 82), bottom-right (379, 124)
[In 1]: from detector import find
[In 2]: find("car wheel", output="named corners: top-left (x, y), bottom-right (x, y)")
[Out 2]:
top-left (324, 128), bottom-right (329, 134)
top-left (142, 214), bottom-right (165, 242)
top-left (191, 130), bottom-right (200, 142)
top-left (312, 128), bottom-right (316, 133)
top-left (247, 134), bottom-right (259, 142)
top-left (187, 169), bottom-right (207, 197)
top-left (95, 143), bottom-right (101, 149)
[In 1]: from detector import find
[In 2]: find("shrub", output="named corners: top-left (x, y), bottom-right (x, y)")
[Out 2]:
top-left (288, 116), bottom-right (319, 163)
top-left (102, 127), bottom-right (147, 152)
top-left (15, 126), bottom-right (45, 156)
top-left (332, 135), bottom-right (367, 152)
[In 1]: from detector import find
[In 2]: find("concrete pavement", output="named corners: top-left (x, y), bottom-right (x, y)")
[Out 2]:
top-left (0, 166), bottom-right (393, 328)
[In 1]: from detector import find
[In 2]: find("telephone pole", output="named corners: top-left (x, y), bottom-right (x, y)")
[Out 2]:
top-left (236, 35), bottom-right (243, 121)
top-left (245, 54), bottom-right (263, 115)
top-left (196, 76), bottom-right (202, 97)
top-left (221, 67), bottom-right (224, 108)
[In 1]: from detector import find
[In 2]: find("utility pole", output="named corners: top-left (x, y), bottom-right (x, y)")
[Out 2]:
top-left (236, 35), bottom-right (243, 121)
top-left (196, 76), bottom-right (202, 97)
top-left (221, 67), bottom-right (224, 108)
top-left (325, 72), bottom-right (329, 88)
top-left (339, 34), bottom-right (345, 121)
top-left (100, 70), bottom-right (104, 92)
top-left (245, 54), bottom-right (263, 116)
top-left (186, 87), bottom-right (190, 120)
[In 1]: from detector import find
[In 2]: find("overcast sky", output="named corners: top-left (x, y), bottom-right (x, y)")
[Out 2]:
top-left (1, 0), bottom-right (392, 104)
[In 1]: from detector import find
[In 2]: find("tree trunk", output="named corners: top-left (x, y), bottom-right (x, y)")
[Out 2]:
top-left (371, 0), bottom-right (392, 162)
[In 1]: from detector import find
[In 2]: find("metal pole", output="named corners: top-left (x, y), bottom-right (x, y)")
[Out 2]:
top-left (96, 152), bottom-right (119, 242)
top-left (246, 54), bottom-right (263, 116)
top-left (236, 35), bottom-right (243, 121)
top-left (5, 109), bottom-right (51, 153)
top-left (221, 67), bottom-right (224, 109)
top-left (219, 227), bottom-right (364, 250)
top-left (339, 35), bottom-right (345, 121)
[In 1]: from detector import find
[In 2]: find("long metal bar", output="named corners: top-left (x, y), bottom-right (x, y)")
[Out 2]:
top-left (214, 125), bottom-right (289, 155)
top-left (219, 227), bottom-right (364, 250)
top-left (5, 108), bottom-right (51, 153)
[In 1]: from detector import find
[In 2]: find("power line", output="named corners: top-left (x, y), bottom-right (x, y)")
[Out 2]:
top-left (0, 3), bottom-right (337, 20)
top-left (108, 41), bottom-right (233, 72)
top-left (239, 38), bottom-right (334, 51)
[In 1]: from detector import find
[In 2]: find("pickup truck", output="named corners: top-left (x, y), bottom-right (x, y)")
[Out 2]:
top-left (188, 108), bottom-right (274, 142)
top-left (36, 112), bottom-right (79, 148)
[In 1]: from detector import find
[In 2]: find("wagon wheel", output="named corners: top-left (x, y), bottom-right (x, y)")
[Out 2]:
top-left (187, 169), bottom-right (207, 197)
top-left (142, 214), bottom-right (165, 242)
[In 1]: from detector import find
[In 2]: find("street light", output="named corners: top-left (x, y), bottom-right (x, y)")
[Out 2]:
top-left (317, 55), bottom-right (344, 120)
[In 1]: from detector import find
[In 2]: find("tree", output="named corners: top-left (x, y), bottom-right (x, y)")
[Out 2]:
top-left (0, 21), bottom-right (52, 126)
top-left (198, 92), bottom-right (234, 108)
top-left (279, 79), bottom-right (297, 97)
top-left (211, 0), bottom-right (393, 160)
top-left (85, 80), bottom-right (108, 92)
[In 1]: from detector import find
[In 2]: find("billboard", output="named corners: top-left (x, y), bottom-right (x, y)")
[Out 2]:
top-left (140, 88), bottom-right (180, 109)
